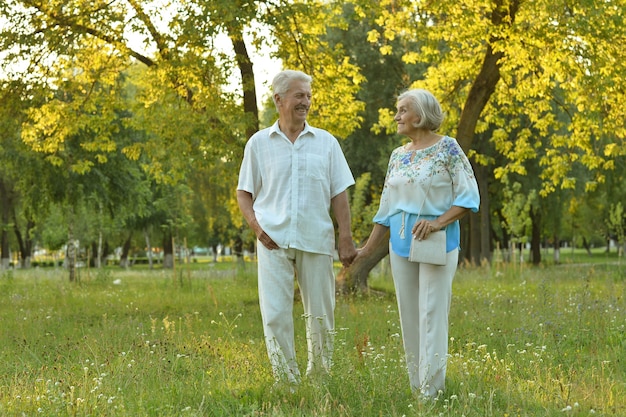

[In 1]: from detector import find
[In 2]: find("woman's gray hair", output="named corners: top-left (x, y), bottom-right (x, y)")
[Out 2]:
top-left (272, 70), bottom-right (312, 106)
top-left (397, 89), bottom-right (445, 131)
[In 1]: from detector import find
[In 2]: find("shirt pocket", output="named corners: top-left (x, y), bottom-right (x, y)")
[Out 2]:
top-left (305, 154), bottom-right (326, 181)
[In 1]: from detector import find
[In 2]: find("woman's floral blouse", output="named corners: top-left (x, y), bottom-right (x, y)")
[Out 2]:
top-left (373, 136), bottom-right (480, 257)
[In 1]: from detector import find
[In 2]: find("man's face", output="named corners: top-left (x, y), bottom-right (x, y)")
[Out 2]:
top-left (275, 80), bottom-right (312, 125)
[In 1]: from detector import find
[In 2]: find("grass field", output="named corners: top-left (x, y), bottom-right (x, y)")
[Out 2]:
top-left (0, 255), bottom-right (624, 416)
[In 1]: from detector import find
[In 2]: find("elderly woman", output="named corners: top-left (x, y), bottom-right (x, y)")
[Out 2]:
top-left (357, 89), bottom-right (480, 398)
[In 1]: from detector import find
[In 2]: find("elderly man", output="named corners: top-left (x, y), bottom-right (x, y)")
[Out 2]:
top-left (237, 69), bottom-right (357, 385)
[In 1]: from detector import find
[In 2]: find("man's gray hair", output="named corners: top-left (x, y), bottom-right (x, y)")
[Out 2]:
top-left (397, 89), bottom-right (445, 131)
top-left (272, 70), bottom-right (312, 106)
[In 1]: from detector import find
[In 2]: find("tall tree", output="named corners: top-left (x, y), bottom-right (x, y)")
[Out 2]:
top-left (361, 0), bottom-right (626, 265)
top-left (267, 0), bottom-right (366, 137)
top-left (0, 80), bottom-right (48, 269)
top-left (0, 0), bottom-right (264, 274)
top-left (315, 1), bottom-right (428, 291)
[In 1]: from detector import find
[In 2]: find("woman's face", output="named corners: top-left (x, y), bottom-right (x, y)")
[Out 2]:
top-left (394, 97), bottom-right (420, 136)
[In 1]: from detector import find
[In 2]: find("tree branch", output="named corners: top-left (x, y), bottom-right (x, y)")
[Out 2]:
top-left (456, 0), bottom-right (521, 152)
top-left (228, 25), bottom-right (259, 139)
top-left (125, 0), bottom-right (170, 60)
top-left (24, 0), bottom-right (156, 66)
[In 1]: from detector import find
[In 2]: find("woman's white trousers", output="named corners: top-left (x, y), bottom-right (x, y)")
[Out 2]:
top-left (389, 246), bottom-right (459, 397)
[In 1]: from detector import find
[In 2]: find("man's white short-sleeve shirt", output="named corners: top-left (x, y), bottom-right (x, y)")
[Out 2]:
top-left (237, 121), bottom-right (355, 256)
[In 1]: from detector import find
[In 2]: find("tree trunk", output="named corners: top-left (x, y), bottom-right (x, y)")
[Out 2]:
top-left (145, 229), bottom-right (153, 269)
top-left (96, 230), bottom-right (103, 268)
top-left (232, 232), bottom-right (244, 263)
top-left (530, 209), bottom-right (541, 265)
top-left (0, 230), bottom-right (9, 270)
top-left (455, 0), bottom-right (520, 263)
top-left (230, 24), bottom-right (261, 266)
top-left (456, 0), bottom-right (520, 146)
top-left (13, 215), bottom-right (35, 269)
top-left (163, 230), bottom-right (174, 269)
top-left (337, 228), bottom-right (390, 293)
top-left (211, 244), bottom-right (219, 262)
top-left (67, 213), bottom-right (77, 282)
top-left (459, 216), bottom-right (470, 263)
top-left (228, 24), bottom-right (259, 139)
top-left (0, 179), bottom-right (12, 270)
top-left (456, 45), bottom-right (503, 152)
top-left (119, 232), bottom-right (132, 268)
top-left (477, 165), bottom-right (491, 263)
top-left (183, 236), bottom-right (190, 264)
top-left (468, 212), bottom-right (481, 265)
top-left (582, 237), bottom-right (592, 256)
top-left (553, 235), bottom-right (560, 264)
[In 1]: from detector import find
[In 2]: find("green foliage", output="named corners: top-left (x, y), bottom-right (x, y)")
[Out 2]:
top-left (357, 0), bottom-right (626, 262)
top-left (366, 0), bottom-right (626, 194)
top-left (500, 179), bottom-right (536, 242)
top-left (0, 0), bottom-right (260, 257)
top-left (349, 172), bottom-right (380, 246)
top-left (269, 0), bottom-right (366, 139)
top-left (38, 204), bottom-right (69, 251)
top-left (324, 1), bottom-right (426, 191)
top-left (2, 0), bottom-right (626, 268)
top-left (0, 264), bottom-right (624, 416)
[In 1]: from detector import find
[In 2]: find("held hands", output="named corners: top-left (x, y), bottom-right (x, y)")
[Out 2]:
top-left (412, 219), bottom-right (441, 241)
top-left (338, 238), bottom-right (357, 268)
top-left (353, 247), bottom-right (366, 264)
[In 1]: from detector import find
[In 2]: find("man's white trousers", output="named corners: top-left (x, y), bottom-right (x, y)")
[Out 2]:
top-left (257, 243), bottom-right (335, 383)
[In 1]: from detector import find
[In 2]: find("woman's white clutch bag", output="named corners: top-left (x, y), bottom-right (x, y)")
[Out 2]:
top-left (408, 230), bottom-right (447, 265)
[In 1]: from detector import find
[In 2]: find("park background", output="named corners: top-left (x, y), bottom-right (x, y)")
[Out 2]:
top-left (0, 0), bottom-right (625, 415)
